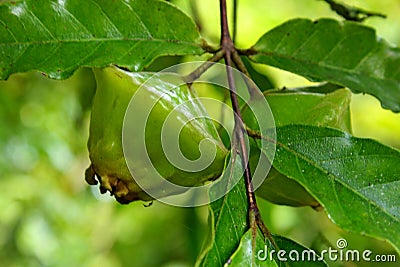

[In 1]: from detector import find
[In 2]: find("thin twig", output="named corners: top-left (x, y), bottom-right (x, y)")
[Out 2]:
top-left (231, 49), bottom-right (259, 98)
top-left (246, 125), bottom-right (263, 140)
top-left (183, 49), bottom-right (225, 84)
top-left (320, 0), bottom-right (386, 22)
top-left (201, 40), bottom-right (220, 53)
top-left (231, 50), bottom-right (250, 77)
top-left (245, 124), bottom-right (277, 144)
top-left (236, 47), bottom-right (257, 56)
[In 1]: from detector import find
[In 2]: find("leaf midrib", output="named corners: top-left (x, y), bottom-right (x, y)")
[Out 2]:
top-left (0, 37), bottom-right (202, 46)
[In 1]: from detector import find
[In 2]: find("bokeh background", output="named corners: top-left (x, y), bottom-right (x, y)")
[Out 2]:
top-left (1, 0), bottom-right (399, 266)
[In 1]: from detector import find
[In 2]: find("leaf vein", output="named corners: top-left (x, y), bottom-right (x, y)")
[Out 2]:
top-left (278, 142), bottom-right (399, 221)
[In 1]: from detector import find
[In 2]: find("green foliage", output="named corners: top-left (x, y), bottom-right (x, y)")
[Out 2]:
top-left (196, 154), bottom-right (248, 266)
top-left (250, 88), bottom-right (351, 208)
top-left (240, 56), bottom-right (275, 91)
top-left (1, 0), bottom-right (399, 266)
top-left (272, 125), bottom-right (400, 252)
top-left (0, 0), bottom-right (203, 79)
top-left (250, 18), bottom-right (400, 112)
top-left (197, 154), bottom-right (328, 266)
top-left (264, 88), bottom-right (352, 131)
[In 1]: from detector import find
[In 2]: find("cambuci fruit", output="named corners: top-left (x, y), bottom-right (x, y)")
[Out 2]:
top-left (85, 66), bottom-right (228, 204)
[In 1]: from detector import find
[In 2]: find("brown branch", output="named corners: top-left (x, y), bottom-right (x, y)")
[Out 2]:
top-left (220, 0), bottom-right (256, 242)
top-left (201, 39), bottom-right (220, 53)
top-left (220, 0), bottom-right (277, 250)
top-left (183, 49), bottom-right (225, 84)
top-left (231, 50), bottom-right (259, 98)
top-left (236, 47), bottom-right (258, 56)
top-left (245, 125), bottom-right (278, 145)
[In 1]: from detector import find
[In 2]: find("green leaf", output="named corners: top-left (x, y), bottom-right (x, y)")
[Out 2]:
top-left (0, 0), bottom-right (204, 79)
top-left (228, 232), bottom-right (328, 267)
top-left (245, 89), bottom-right (352, 207)
top-left (272, 235), bottom-right (328, 267)
top-left (254, 161), bottom-right (321, 208)
top-left (196, 153), bottom-right (248, 267)
top-left (227, 230), bottom-right (275, 267)
top-left (197, 153), bottom-right (328, 266)
top-left (265, 88), bottom-right (352, 132)
top-left (250, 18), bottom-right (400, 112)
top-left (272, 125), bottom-right (400, 253)
top-left (241, 56), bottom-right (275, 91)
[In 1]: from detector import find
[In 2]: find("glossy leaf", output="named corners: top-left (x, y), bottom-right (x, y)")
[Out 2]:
top-left (265, 88), bottom-right (352, 132)
top-left (229, 231), bottom-right (328, 266)
top-left (241, 56), bottom-right (275, 91)
top-left (250, 18), bottom-right (400, 112)
top-left (244, 89), bottom-right (352, 207)
top-left (0, 0), bottom-right (204, 79)
top-left (227, 230), bottom-right (274, 267)
top-left (197, 153), bottom-right (328, 266)
top-left (272, 125), bottom-right (400, 253)
top-left (196, 153), bottom-right (248, 267)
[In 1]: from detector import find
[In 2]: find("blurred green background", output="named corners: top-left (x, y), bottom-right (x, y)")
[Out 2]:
top-left (0, 0), bottom-right (399, 266)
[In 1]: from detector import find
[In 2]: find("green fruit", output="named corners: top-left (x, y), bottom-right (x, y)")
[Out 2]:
top-left (244, 87), bottom-right (352, 209)
top-left (85, 66), bottom-right (228, 204)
